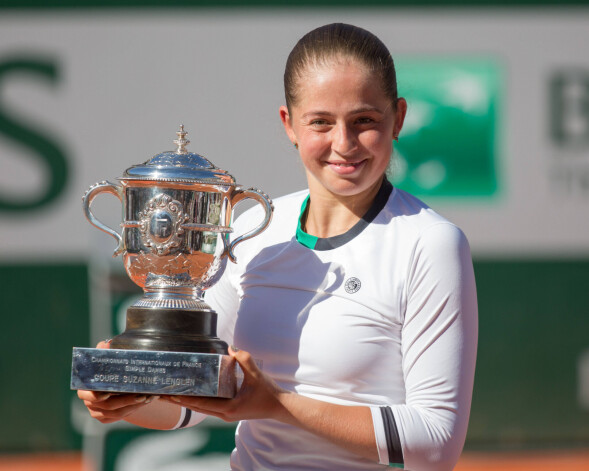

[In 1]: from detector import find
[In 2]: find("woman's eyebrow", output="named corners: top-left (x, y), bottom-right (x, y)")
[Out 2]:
top-left (300, 106), bottom-right (385, 119)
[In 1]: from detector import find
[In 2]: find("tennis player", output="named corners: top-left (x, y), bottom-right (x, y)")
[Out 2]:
top-left (79, 23), bottom-right (478, 471)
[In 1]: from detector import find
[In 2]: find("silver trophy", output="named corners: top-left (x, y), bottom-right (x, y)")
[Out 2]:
top-left (71, 126), bottom-right (273, 397)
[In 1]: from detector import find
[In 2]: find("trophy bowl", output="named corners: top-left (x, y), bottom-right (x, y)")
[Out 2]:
top-left (70, 126), bottom-right (273, 397)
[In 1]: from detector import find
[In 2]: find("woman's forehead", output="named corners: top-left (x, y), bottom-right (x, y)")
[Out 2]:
top-left (289, 65), bottom-right (390, 116)
top-left (296, 61), bottom-right (377, 93)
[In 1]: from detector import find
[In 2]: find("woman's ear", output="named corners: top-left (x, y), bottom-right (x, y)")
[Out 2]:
top-left (279, 105), bottom-right (297, 145)
top-left (393, 98), bottom-right (408, 138)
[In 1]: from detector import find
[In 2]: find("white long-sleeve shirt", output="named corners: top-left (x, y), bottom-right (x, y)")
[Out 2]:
top-left (192, 180), bottom-right (478, 470)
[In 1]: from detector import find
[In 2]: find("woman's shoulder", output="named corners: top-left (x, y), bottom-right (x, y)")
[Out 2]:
top-left (385, 186), bottom-right (468, 246)
top-left (387, 187), bottom-right (457, 228)
top-left (272, 189), bottom-right (310, 212)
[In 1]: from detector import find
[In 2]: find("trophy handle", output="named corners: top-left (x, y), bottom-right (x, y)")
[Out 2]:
top-left (227, 187), bottom-right (273, 263)
top-left (82, 180), bottom-right (125, 257)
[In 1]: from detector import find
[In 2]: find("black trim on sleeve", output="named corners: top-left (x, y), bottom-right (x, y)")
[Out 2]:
top-left (380, 406), bottom-right (404, 467)
top-left (178, 408), bottom-right (192, 429)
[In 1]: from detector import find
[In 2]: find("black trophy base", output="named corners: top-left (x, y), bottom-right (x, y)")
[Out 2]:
top-left (109, 306), bottom-right (229, 354)
top-left (71, 348), bottom-right (239, 397)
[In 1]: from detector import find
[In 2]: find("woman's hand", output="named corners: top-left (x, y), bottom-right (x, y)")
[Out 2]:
top-left (160, 346), bottom-right (289, 423)
top-left (78, 390), bottom-right (157, 424)
top-left (77, 340), bottom-right (158, 424)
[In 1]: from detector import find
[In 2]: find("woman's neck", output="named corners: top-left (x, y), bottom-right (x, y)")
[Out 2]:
top-left (304, 179), bottom-right (382, 239)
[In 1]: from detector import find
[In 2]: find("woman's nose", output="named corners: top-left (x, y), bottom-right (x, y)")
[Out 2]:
top-left (331, 123), bottom-right (358, 155)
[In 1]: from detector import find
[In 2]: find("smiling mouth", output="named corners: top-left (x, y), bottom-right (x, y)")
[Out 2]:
top-left (329, 161), bottom-right (364, 167)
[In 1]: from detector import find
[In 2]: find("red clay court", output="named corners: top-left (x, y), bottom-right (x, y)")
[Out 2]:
top-left (1, 450), bottom-right (589, 471)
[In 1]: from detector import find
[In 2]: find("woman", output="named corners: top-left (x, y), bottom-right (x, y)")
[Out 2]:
top-left (79, 23), bottom-right (478, 470)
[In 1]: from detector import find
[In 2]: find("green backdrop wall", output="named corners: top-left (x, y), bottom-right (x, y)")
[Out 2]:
top-left (0, 263), bottom-right (89, 452)
top-left (1, 258), bottom-right (588, 452)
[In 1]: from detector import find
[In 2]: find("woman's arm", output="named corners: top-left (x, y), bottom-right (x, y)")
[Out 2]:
top-left (162, 347), bottom-right (379, 462)
top-left (387, 223), bottom-right (477, 470)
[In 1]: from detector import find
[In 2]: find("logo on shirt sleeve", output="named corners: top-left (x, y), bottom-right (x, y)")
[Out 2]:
top-left (344, 277), bottom-right (361, 294)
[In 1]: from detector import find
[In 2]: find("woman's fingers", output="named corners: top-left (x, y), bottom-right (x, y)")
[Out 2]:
top-left (96, 340), bottom-right (111, 349)
top-left (230, 347), bottom-right (264, 389)
top-left (78, 389), bottom-right (158, 423)
top-left (231, 348), bottom-right (258, 376)
top-left (86, 397), bottom-right (155, 423)
top-left (84, 394), bottom-right (158, 423)
top-left (84, 394), bottom-right (154, 411)
top-left (77, 389), bottom-right (112, 402)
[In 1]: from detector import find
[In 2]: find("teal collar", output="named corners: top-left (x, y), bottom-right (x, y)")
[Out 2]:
top-left (296, 195), bottom-right (317, 249)
top-left (295, 179), bottom-right (393, 251)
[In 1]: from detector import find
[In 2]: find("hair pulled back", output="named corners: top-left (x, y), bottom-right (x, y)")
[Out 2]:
top-left (284, 23), bottom-right (398, 111)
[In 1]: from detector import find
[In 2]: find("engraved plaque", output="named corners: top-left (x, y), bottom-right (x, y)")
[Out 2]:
top-left (71, 348), bottom-right (241, 398)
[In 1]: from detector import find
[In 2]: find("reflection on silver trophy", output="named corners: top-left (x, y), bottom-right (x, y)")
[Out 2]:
top-left (71, 126), bottom-right (273, 398)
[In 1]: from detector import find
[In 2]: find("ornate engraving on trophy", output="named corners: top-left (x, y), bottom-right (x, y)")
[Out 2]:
top-left (139, 194), bottom-right (189, 255)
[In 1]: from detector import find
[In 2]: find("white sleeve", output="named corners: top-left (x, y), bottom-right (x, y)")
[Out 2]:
top-left (372, 222), bottom-right (478, 471)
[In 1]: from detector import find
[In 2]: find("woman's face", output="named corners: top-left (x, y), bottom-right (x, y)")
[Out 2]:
top-left (280, 58), bottom-right (406, 200)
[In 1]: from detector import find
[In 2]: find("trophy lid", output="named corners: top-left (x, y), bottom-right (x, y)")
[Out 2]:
top-left (120, 125), bottom-right (236, 185)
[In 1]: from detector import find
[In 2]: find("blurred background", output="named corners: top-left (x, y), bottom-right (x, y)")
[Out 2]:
top-left (1, 0), bottom-right (588, 470)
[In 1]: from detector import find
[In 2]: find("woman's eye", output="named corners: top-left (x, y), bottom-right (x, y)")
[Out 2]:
top-left (356, 117), bottom-right (375, 125)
